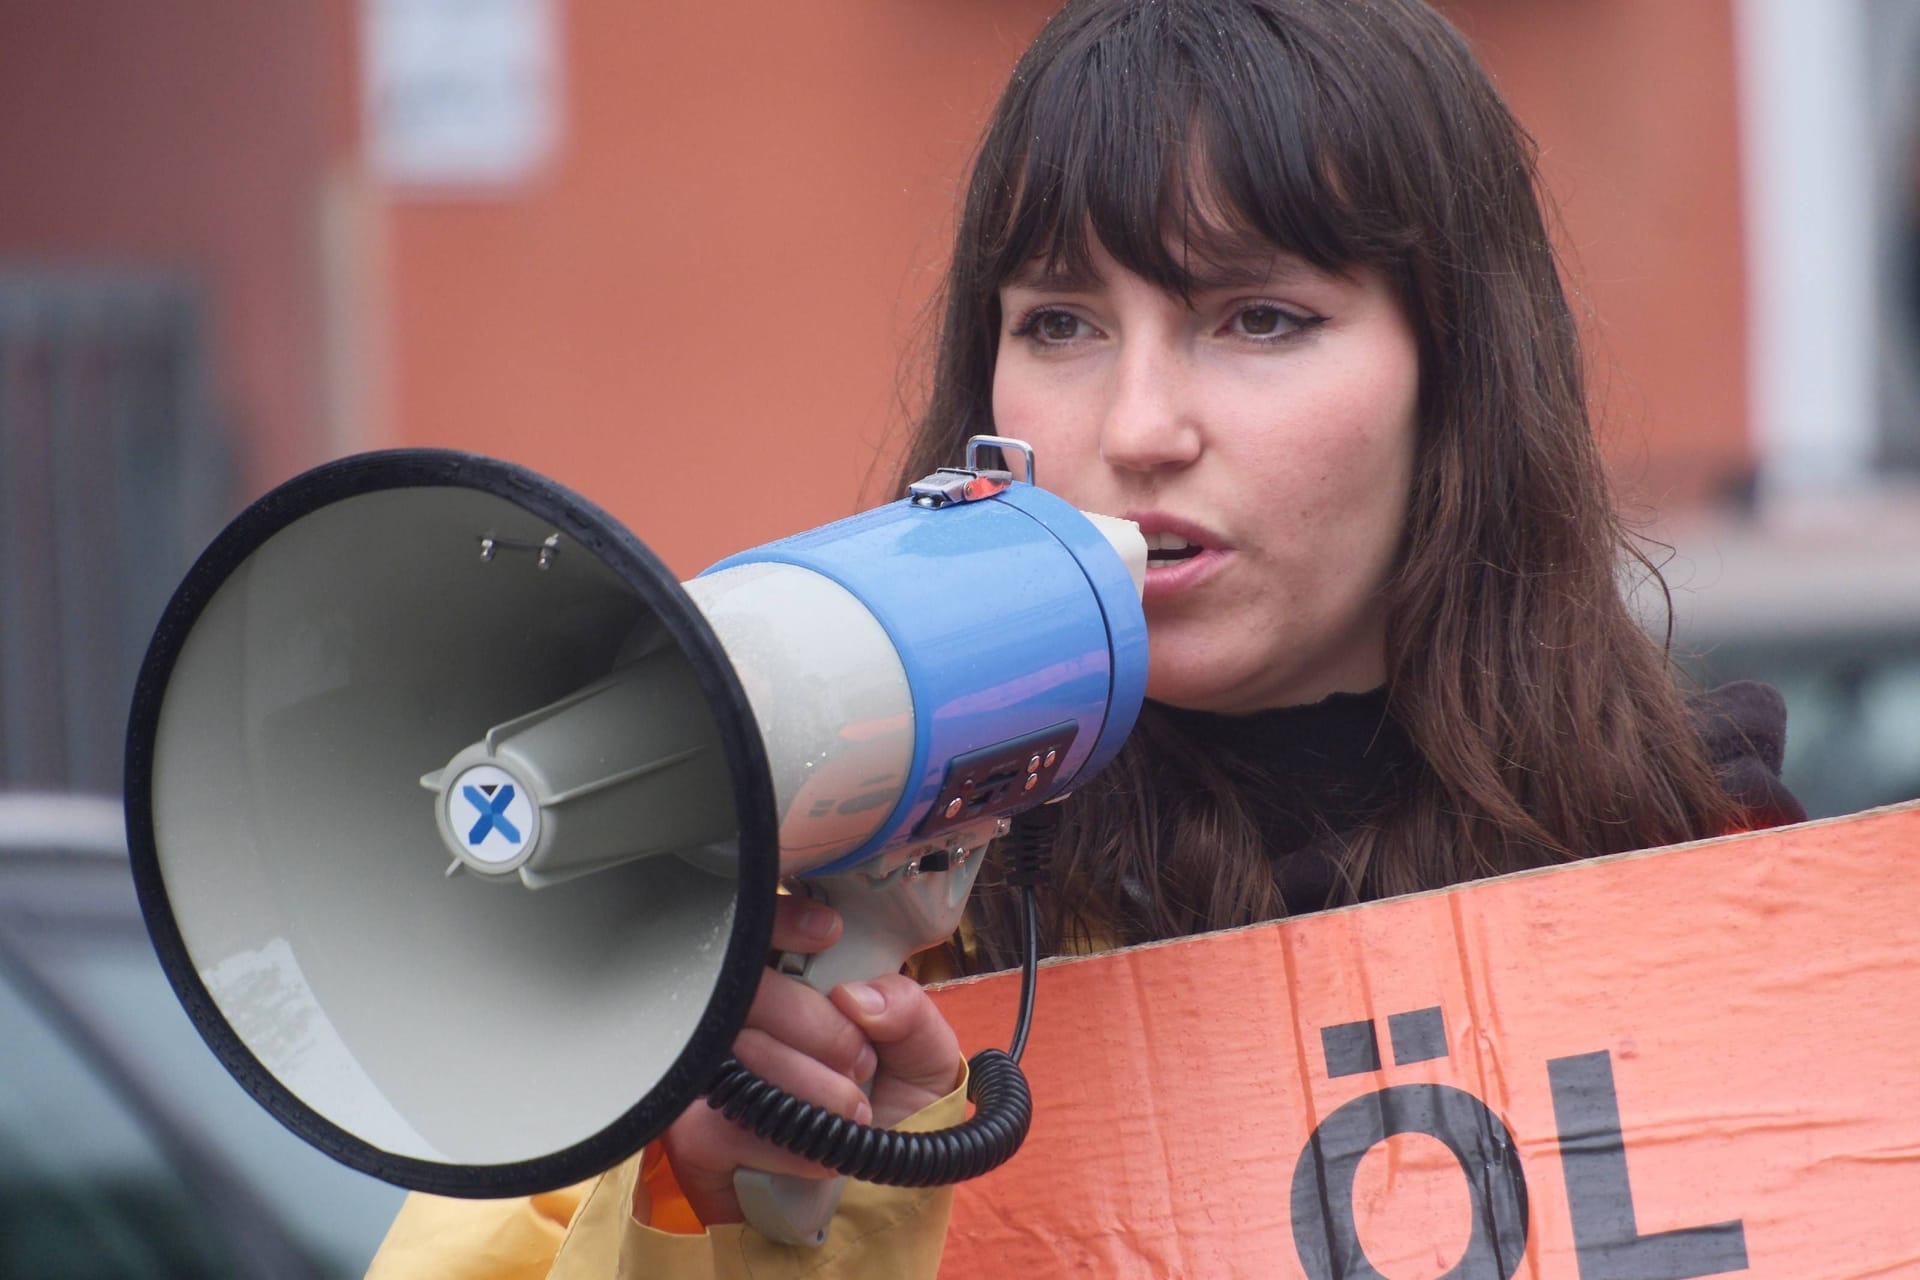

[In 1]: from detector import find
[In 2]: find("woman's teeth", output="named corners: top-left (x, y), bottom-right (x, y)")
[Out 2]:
top-left (1145, 532), bottom-right (1202, 565)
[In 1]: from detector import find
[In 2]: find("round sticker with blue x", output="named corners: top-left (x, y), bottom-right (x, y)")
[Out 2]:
top-left (447, 763), bottom-right (539, 865)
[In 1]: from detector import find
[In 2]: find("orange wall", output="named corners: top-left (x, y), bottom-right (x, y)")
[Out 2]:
top-left (0, 3), bottom-right (1750, 551)
top-left (378, 1), bottom-right (1059, 575)
top-left (0, 1), bottom-right (352, 495)
top-left (1442, 0), bottom-right (1752, 512)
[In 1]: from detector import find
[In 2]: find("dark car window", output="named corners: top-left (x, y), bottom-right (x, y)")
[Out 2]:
top-left (1683, 642), bottom-right (1920, 820)
top-left (0, 817), bottom-right (403, 1279)
top-left (0, 939), bottom-right (244, 1279)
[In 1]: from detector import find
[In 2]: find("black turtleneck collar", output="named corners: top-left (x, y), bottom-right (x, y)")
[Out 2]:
top-left (1158, 686), bottom-right (1404, 776)
top-left (1156, 686), bottom-right (1418, 912)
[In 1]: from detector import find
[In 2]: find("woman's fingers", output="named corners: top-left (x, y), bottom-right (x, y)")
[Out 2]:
top-left (659, 965), bottom-right (874, 1227)
top-left (662, 1100), bottom-right (836, 1226)
top-left (731, 1026), bottom-right (872, 1128)
top-left (654, 901), bottom-right (966, 1228)
top-left (744, 971), bottom-right (876, 1085)
top-left (831, 973), bottom-right (964, 1128)
top-left (769, 894), bottom-right (842, 955)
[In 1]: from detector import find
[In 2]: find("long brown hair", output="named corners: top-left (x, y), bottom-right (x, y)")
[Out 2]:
top-left (902, 0), bottom-right (1740, 969)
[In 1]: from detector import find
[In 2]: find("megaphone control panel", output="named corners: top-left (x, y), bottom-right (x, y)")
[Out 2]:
top-left (916, 721), bottom-right (1078, 839)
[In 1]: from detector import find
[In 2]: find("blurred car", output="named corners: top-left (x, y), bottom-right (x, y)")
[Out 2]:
top-left (1655, 498), bottom-right (1920, 820)
top-left (0, 793), bottom-right (404, 1279)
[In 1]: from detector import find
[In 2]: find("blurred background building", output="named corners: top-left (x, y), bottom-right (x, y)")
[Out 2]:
top-left (0, 1), bottom-right (1916, 1275)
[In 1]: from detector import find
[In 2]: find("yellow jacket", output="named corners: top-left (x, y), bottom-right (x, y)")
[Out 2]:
top-left (364, 1075), bottom-right (968, 1279)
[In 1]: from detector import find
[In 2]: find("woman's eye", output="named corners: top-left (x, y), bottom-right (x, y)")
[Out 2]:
top-left (1041, 311), bottom-right (1081, 341)
top-left (1240, 306), bottom-right (1285, 335)
top-left (1228, 303), bottom-right (1319, 340)
top-left (1011, 307), bottom-right (1090, 345)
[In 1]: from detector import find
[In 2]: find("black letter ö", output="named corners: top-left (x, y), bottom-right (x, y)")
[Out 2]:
top-left (1292, 1084), bottom-right (1529, 1280)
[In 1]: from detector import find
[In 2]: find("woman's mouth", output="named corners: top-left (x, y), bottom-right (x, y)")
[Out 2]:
top-left (1131, 521), bottom-right (1229, 602)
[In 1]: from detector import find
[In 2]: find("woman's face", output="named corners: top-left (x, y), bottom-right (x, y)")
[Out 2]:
top-left (992, 235), bottom-right (1420, 713)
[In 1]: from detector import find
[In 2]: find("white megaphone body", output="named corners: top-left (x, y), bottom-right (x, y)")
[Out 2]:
top-left (125, 437), bottom-right (1148, 1245)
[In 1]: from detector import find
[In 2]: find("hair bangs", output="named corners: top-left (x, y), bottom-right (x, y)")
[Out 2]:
top-left (984, 1), bottom-right (1378, 296)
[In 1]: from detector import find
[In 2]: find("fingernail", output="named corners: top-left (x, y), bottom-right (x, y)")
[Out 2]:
top-left (842, 982), bottom-right (885, 1016)
top-left (797, 904), bottom-right (839, 941)
top-left (854, 1099), bottom-right (873, 1127)
top-left (854, 1044), bottom-right (877, 1083)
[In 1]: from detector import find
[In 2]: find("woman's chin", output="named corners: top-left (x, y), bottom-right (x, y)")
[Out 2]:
top-left (1141, 666), bottom-right (1248, 715)
top-left (1143, 653), bottom-right (1386, 715)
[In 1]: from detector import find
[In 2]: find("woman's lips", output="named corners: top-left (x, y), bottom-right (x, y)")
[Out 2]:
top-left (1127, 512), bottom-right (1231, 604)
top-left (1141, 546), bottom-right (1228, 603)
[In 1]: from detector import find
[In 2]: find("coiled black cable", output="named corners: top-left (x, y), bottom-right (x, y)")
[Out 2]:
top-left (703, 804), bottom-right (1060, 1187)
top-left (703, 1045), bottom-right (1031, 1186)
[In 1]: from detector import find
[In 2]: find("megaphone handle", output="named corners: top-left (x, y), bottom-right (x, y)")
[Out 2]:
top-left (730, 858), bottom-right (982, 1245)
top-left (733, 1168), bottom-right (847, 1247)
top-left (729, 883), bottom-right (901, 1246)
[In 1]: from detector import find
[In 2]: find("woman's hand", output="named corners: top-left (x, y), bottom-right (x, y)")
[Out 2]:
top-left (656, 896), bottom-right (964, 1227)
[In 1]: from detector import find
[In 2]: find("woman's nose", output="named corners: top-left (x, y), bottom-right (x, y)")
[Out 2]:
top-left (1098, 342), bottom-right (1202, 474)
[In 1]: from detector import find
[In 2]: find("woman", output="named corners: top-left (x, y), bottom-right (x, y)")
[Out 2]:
top-left (368, 0), bottom-right (1802, 1274)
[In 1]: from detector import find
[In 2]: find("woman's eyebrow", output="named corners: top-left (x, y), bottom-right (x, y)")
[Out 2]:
top-left (1000, 251), bottom-right (1333, 293)
top-left (1187, 252), bottom-right (1325, 291)
top-left (1002, 260), bottom-right (1103, 292)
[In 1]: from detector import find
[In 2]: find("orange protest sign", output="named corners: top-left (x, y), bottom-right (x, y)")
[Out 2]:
top-left (928, 802), bottom-right (1920, 1278)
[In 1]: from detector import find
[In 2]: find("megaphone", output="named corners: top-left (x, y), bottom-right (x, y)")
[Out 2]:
top-left (124, 438), bottom-right (1147, 1244)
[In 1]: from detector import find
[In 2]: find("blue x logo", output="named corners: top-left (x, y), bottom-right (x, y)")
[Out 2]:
top-left (463, 784), bottom-right (523, 846)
